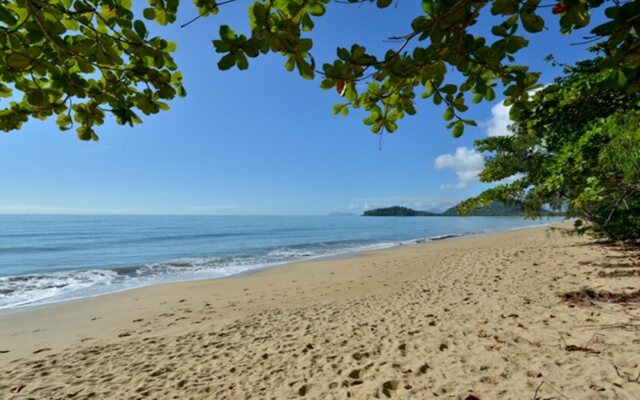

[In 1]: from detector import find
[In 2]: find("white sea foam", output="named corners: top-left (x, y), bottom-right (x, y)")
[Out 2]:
top-left (0, 269), bottom-right (118, 310)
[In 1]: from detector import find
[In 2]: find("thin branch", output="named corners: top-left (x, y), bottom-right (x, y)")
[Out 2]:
top-left (532, 380), bottom-right (544, 400)
top-left (180, 0), bottom-right (240, 28)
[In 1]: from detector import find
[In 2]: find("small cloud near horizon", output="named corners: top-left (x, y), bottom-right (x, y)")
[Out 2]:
top-left (181, 205), bottom-right (241, 211)
top-left (0, 204), bottom-right (95, 214)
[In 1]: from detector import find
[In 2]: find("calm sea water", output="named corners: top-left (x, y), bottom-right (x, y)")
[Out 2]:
top-left (0, 215), bottom-right (561, 310)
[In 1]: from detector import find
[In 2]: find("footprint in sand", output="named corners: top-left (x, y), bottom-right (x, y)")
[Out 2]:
top-left (33, 348), bottom-right (51, 354)
top-left (298, 383), bottom-right (312, 396)
top-left (381, 380), bottom-right (400, 397)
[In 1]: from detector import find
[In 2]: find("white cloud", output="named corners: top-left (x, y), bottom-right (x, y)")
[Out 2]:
top-left (347, 203), bottom-right (377, 212)
top-left (434, 94), bottom-right (547, 189)
top-left (434, 146), bottom-right (484, 189)
top-left (486, 88), bottom-right (547, 137)
top-left (486, 101), bottom-right (512, 137)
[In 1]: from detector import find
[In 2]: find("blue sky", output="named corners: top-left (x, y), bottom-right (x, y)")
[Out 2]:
top-left (0, 2), bottom-right (602, 215)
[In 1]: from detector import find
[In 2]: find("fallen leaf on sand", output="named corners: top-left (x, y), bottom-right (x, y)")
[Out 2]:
top-left (565, 345), bottom-right (600, 354)
top-left (32, 348), bottom-right (51, 354)
top-left (10, 384), bottom-right (26, 394)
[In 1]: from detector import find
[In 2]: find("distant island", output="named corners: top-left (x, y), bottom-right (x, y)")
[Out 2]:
top-left (363, 206), bottom-right (439, 217)
top-left (363, 202), bottom-right (544, 217)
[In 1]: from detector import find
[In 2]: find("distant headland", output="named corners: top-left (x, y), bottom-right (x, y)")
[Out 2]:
top-left (362, 203), bottom-right (554, 217)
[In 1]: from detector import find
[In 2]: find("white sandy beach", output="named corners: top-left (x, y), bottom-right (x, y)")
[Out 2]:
top-left (1, 224), bottom-right (639, 399)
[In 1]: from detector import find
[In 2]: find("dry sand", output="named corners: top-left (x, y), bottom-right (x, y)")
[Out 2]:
top-left (1, 224), bottom-right (640, 399)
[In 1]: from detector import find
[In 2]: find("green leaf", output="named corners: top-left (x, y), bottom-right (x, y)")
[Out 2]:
top-left (506, 36), bottom-right (528, 53)
top-left (133, 20), bottom-right (147, 38)
top-left (0, 83), bottom-right (11, 98)
top-left (440, 84), bottom-right (457, 95)
top-left (7, 53), bottom-right (32, 70)
top-left (56, 113), bottom-right (73, 130)
top-left (306, 3), bottom-right (325, 16)
top-left (486, 87), bottom-right (496, 101)
top-left (296, 57), bottom-right (314, 79)
top-left (332, 104), bottom-right (345, 115)
top-left (77, 126), bottom-right (98, 141)
top-left (492, 25), bottom-right (508, 37)
top-left (422, 0), bottom-right (434, 16)
top-left (218, 53), bottom-right (236, 70)
top-left (443, 108), bottom-right (454, 121)
top-left (301, 14), bottom-right (314, 31)
top-left (491, 0), bottom-right (518, 15)
top-left (337, 47), bottom-right (350, 61)
top-left (220, 25), bottom-right (236, 42)
top-left (591, 21), bottom-right (616, 36)
top-left (520, 13), bottom-right (544, 33)
top-left (384, 119), bottom-right (398, 132)
top-left (284, 56), bottom-right (295, 72)
top-left (156, 10), bottom-right (168, 25)
top-left (26, 90), bottom-right (46, 106)
top-left (452, 121), bottom-right (464, 137)
top-left (237, 53), bottom-right (249, 70)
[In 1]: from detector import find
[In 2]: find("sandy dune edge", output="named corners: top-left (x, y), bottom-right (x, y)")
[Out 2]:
top-left (1, 224), bottom-right (639, 399)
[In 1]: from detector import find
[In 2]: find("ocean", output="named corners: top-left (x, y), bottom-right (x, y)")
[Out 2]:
top-left (0, 214), bottom-right (561, 310)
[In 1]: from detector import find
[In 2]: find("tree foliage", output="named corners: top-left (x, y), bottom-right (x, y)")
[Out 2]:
top-left (1, 0), bottom-right (640, 139)
top-left (462, 60), bottom-right (640, 240)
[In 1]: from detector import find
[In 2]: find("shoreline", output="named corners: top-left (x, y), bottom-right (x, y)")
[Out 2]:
top-left (0, 218), bottom-right (562, 314)
top-left (2, 222), bottom-right (638, 399)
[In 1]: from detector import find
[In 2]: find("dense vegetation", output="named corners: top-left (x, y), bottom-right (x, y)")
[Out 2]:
top-left (461, 60), bottom-right (640, 241)
top-left (1, 0), bottom-right (639, 139)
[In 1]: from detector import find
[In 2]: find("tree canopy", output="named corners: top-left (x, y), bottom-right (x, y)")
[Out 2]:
top-left (1, 0), bottom-right (640, 139)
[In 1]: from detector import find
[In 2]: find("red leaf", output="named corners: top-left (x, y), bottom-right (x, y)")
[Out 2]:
top-left (552, 4), bottom-right (569, 14)
top-left (336, 80), bottom-right (346, 96)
